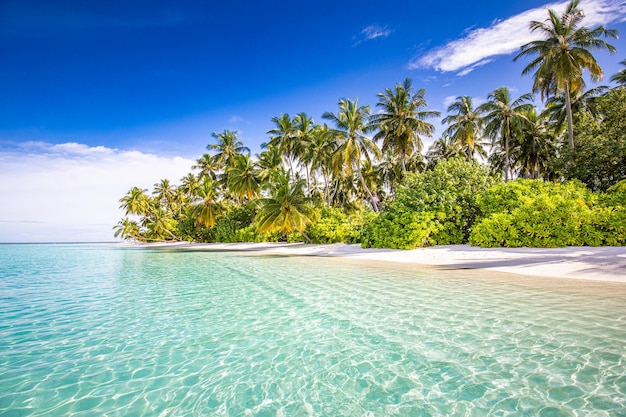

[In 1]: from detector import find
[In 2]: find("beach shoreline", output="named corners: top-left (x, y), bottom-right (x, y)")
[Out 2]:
top-left (130, 242), bottom-right (626, 284)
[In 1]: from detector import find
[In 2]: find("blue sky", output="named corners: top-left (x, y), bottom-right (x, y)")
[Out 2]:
top-left (1, 0), bottom-right (626, 241)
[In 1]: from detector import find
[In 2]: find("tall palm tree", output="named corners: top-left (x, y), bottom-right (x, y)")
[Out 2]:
top-left (153, 178), bottom-right (177, 210)
top-left (267, 114), bottom-right (298, 178)
top-left (226, 154), bottom-right (260, 201)
top-left (179, 173), bottom-right (201, 199)
top-left (255, 176), bottom-right (316, 243)
top-left (189, 178), bottom-right (223, 227)
top-left (611, 59), bottom-right (626, 86)
top-left (514, 0), bottom-right (617, 149)
top-left (322, 98), bottom-right (381, 211)
top-left (256, 144), bottom-right (283, 187)
top-left (207, 130), bottom-right (250, 169)
top-left (541, 85), bottom-right (609, 136)
top-left (478, 87), bottom-right (534, 182)
top-left (303, 124), bottom-right (337, 204)
top-left (119, 186), bottom-right (150, 216)
top-left (371, 78), bottom-right (440, 172)
top-left (512, 109), bottom-right (556, 179)
top-left (293, 112), bottom-right (315, 189)
top-left (441, 96), bottom-right (487, 160)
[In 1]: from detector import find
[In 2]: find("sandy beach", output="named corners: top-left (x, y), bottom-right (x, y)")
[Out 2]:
top-left (138, 242), bottom-right (626, 284)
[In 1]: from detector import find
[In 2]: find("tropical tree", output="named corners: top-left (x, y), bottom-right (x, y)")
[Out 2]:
top-left (371, 78), bottom-right (440, 172)
top-left (478, 87), bottom-right (534, 182)
top-left (293, 112), bottom-right (316, 189)
top-left (305, 124), bottom-right (337, 204)
top-left (226, 154), bottom-right (260, 201)
top-left (192, 153), bottom-right (221, 181)
top-left (255, 176), bottom-right (316, 243)
top-left (189, 178), bottom-right (223, 227)
top-left (426, 135), bottom-right (464, 165)
top-left (256, 144), bottom-right (283, 186)
top-left (143, 207), bottom-right (179, 241)
top-left (441, 96), bottom-right (487, 160)
top-left (514, 0), bottom-right (617, 149)
top-left (153, 179), bottom-right (177, 211)
top-left (119, 186), bottom-right (150, 216)
top-left (541, 85), bottom-right (609, 136)
top-left (322, 98), bottom-right (381, 211)
top-left (512, 109), bottom-right (556, 179)
top-left (113, 218), bottom-right (142, 241)
top-left (180, 173), bottom-right (201, 199)
top-left (267, 114), bottom-right (298, 178)
top-left (611, 59), bottom-right (626, 86)
top-left (208, 130), bottom-right (250, 169)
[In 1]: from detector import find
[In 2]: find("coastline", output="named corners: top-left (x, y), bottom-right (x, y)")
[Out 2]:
top-left (132, 242), bottom-right (626, 284)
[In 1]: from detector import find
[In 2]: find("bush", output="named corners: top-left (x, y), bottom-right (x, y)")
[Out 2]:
top-left (362, 158), bottom-right (496, 248)
top-left (307, 206), bottom-right (375, 244)
top-left (469, 179), bottom-right (626, 247)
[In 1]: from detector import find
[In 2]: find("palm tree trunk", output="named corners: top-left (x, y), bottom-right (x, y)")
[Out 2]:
top-left (564, 84), bottom-right (575, 150)
top-left (292, 221), bottom-right (312, 244)
top-left (504, 135), bottom-right (510, 183)
top-left (358, 170), bottom-right (379, 212)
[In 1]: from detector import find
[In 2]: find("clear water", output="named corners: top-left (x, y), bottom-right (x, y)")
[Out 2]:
top-left (1, 244), bottom-right (625, 416)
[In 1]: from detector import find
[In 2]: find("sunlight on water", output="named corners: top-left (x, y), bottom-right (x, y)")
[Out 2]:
top-left (1, 244), bottom-right (625, 416)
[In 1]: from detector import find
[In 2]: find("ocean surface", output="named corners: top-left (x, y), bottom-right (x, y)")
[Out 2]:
top-left (1, 243), bottom-right (625, 416)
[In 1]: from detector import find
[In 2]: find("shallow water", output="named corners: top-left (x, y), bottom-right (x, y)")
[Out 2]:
top-left (1, 243), bottom-right (625, 416)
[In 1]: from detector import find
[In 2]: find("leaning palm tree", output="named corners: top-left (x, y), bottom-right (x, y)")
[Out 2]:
top-left (322, 98), bottom-right (381, 211)
top-left (514, 0), bottom-right (617, 149)
top-left (441, 96), bottom-right (487, 160)
top-left (255, 176), bottom-right (316, 243)
top-left (478, 87), bottom-right (534, 182)
top-left (207, 130), bottom-right (250, 169)
top-left (143, 207), bottom-right (179, 241)
top-left (113, 218), bottom-right (142, 241)
top-left (371, 78), bottom-right (440, 172)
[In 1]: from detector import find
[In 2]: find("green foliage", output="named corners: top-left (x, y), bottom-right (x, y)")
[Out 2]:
top-left (212, 203), bottom-right (257, 242)
top-left (470, 179), bottom-right (626, 247)
top-left (306, 206), bottom-right (375, 244)
top-left (550, 88), bottom-right (626, 191)
top-left (362, 158), bottom-right (496, 248)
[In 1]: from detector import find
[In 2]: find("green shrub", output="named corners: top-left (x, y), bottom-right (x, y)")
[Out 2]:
top-left (307, 206), bottom-right (375, 244)
top-left (362, 158), bottom-right (496, 248)
top-left (470, 179), bottom-right (625, 247)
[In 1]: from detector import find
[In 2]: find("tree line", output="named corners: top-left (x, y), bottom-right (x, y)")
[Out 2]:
top-left (114, 0), bottom-right (626, 245)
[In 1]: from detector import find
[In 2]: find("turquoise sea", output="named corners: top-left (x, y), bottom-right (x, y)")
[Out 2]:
top-left (1, 243), bottom-right (625, 416)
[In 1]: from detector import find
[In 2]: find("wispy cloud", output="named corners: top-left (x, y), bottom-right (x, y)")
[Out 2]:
top-left (352, 24), bottom-right (392, 46)
top-left (410, 0), bottom-right (626, 75)
top-left (0, 142), bottom-right (194, 242)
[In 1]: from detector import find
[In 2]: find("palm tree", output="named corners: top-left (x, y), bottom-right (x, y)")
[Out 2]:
top-left (119, 186), bottom-right (150, 216)
top-left (226, 154), bottom-right (260, 201)
top-left (441, 96), bottom-right (487, 160)
top-left (255, 176), bottom-right (316, 243)
top-left (478, 87), bottom-right (534, 182)
top-left (208, 130), bottom-right (250, 169)
top-left (256, 144), bottom-right (283, 187)
top-left (541, 85), bottom-right (609, 136)
top-left (113, 218), bottom-right (142, 241)
top-left (514, 0), bottom-right (617, 149)
top-left (293, 112), bottom-right (315, 189)
top-left (267, 114), bottom-right (298, 178)
top-left (153, 179), bottom-right (177, 210)
top-left (143, 207), bottom-right (179, 241)
top-left (512, 109), bottom-right (556, 179)
top-left (426, 135), bottom-right (464, 165)
top-left (192, 153), bottom-right (221, 181)
top-left (180, 173), bottom-right (201, 199)
top-left (322, 98), bottom-right (381, 211)
top-left (303, 124), bottom-right (337, 204)
top-left (189, 178), bottom-right (223, 227)
top-left (611, 59), bottom-right (626, 86)
top-left (371, 78), bottom-right (440, 172)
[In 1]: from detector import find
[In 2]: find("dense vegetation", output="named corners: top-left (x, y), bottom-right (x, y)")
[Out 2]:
top-left (114, 1), bottom-right (626, 248)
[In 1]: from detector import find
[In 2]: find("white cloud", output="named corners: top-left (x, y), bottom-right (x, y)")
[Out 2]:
top-left (410, 0), bottom-right (626, 74)
top-left (0, 143), bottom-right (194, 242)
top-left (352, 24), bottom-right (392, 46)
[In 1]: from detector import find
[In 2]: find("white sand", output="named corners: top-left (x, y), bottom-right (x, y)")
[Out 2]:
top-left (138, 242), bottom-right (626, 283)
